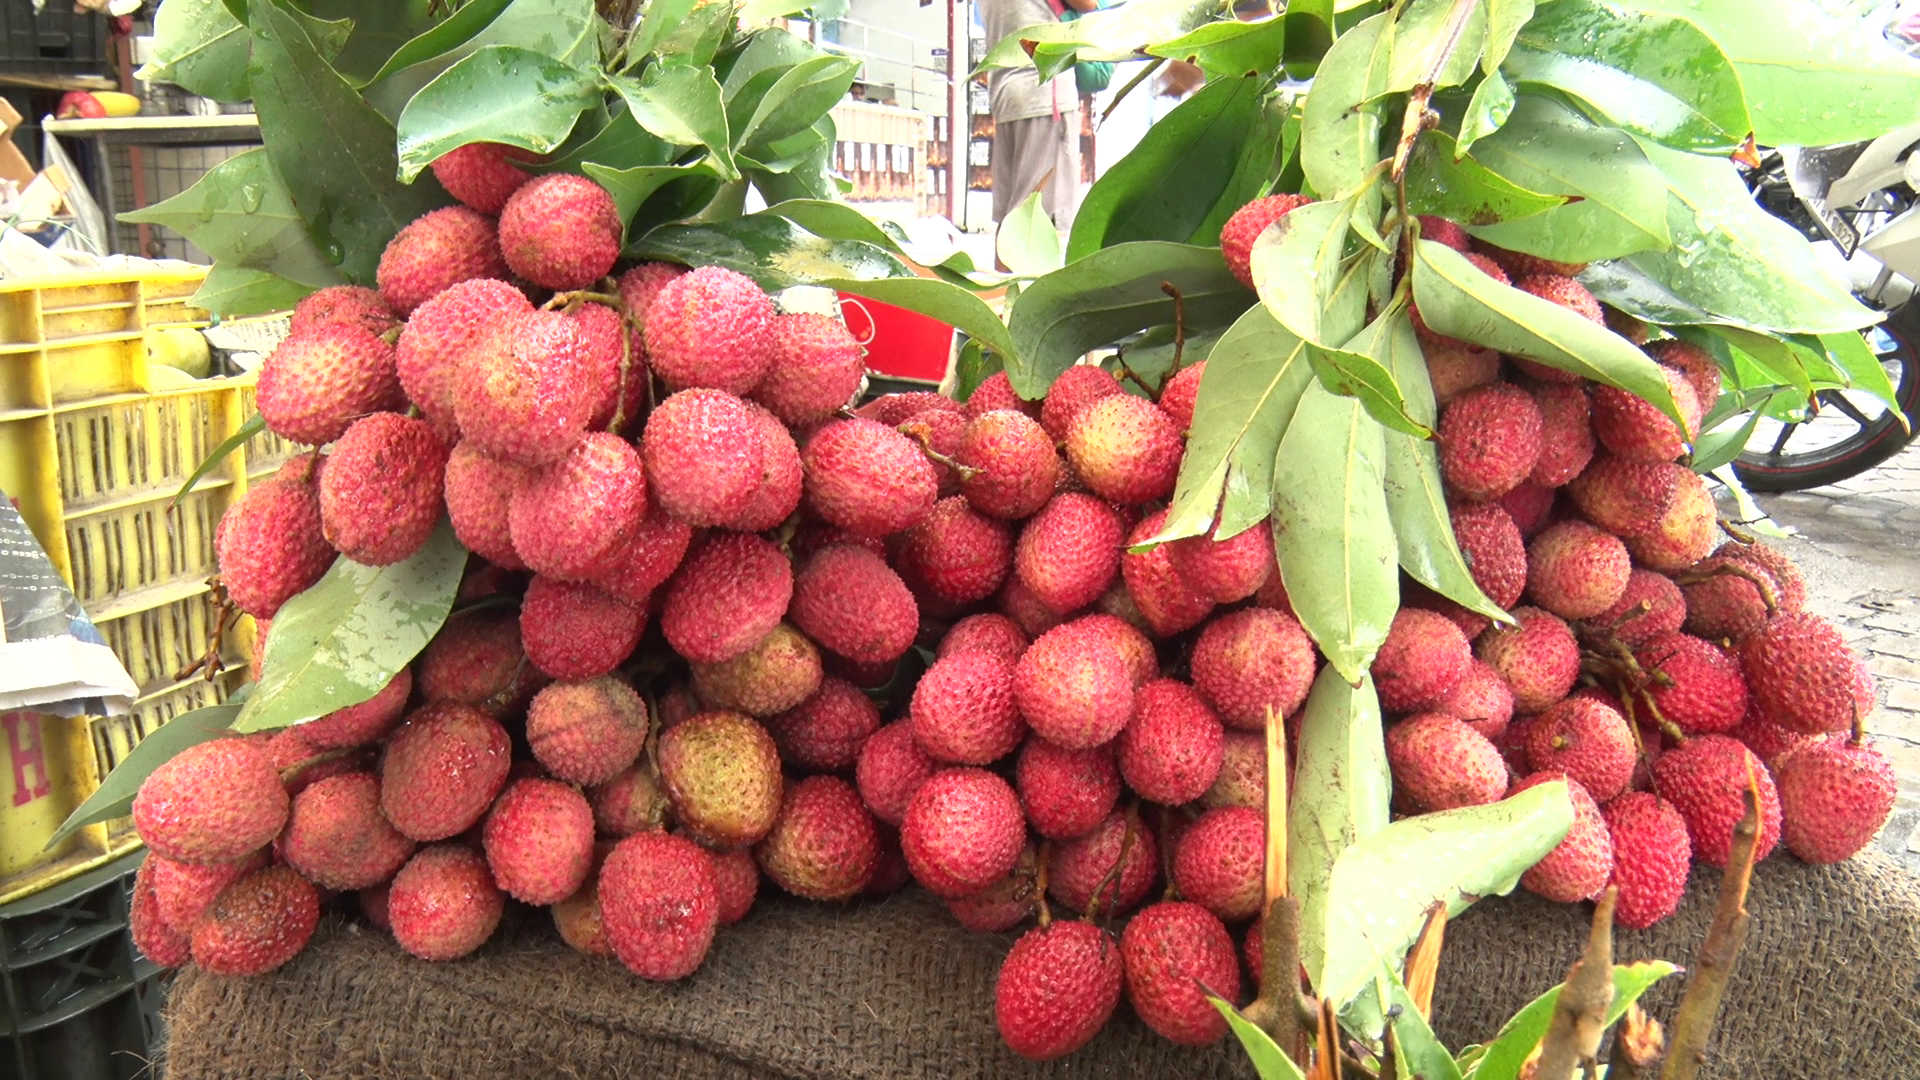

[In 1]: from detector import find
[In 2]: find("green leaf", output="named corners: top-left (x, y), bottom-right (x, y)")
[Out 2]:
top-left (310, 0), bottom-right (440, 85)
top-left (646, 0), bottom-right (736, 67)
top-left (628, 0), bottom-right (701, 60)
top-left (1309, 328), bottom-right (1428, 439)
top-left (997, 192), bottom-right (1065, 278)
top-left (1281, 0), bottom-right (1334, 77)
top-left (1579, 257), bottom-right (1721, 326)
top-left (1187, 92), bottom-right (1291, 250)
top-left (720, 26), bottom-right (820, 98)
top-left (1822, 329), bottom-right (1904, 415)
top-left (1470, 961), bottom-right (1681, 1080)
top-left (1067, 75), bottom-right (1268, 263)
top-left (1368, 309), bottom-right (1505, 620)
top-left (48, 704), bottom-right (242, 847)
top-left (190, 266), bottom-right (316, 318)
top-left (121, 148), bottom-right (346, 289)
top-left (1290, 666), bottom-right (1390, 993)
top-left (236, 523), bottom-right (466, 733)
top-left (248, 0), bottom-right (450, 288)
top-left (735, 55), bottom-right (859, 154)
top-left (1388, 0), bottom-right (1488, 93)
top-left (624, 212), bottom-right (914, 288)
top-left (1210, 997), bottom-right (1308, 1080)
top-left (1144, 16), bottom-right (1287, 76)
top-left (585, 161), bottom-right (720, 227)
top-left (172, 412), bottom-right (267, 509)
top-left (1503, 0), bottom-right (1750, 151)
top-left (1378, 971), bottom-right (1464, 1080)
top-left (1690, 324), bottom-right (1816, 399)
top-left (1456, 69), bottom-right (1514, 156)
top-left (1615, 0), bottom-right (1920, 147)
top-left (824, 276), bottom-right (1016, 369)
top-left (1006, 241), bottom-right (1252, 399)
top-left (544, 101), bottom-right (676, 174)
top-left (1317, 781), bottom-right (1575, 1006)
top-left (1405, 130), bottom-right (1563, 226)
top-left (395, 46), bottom-right (600, 181)
top-left (611, 63), bottom-right (740, 180)
top-left (1465, 94), bottom-right (1668, 261)
top-left (363, 0), bottom-right (599, 120)
top-left (1250, 197), bottom-right (1362, 348)
top-left (1158, 306), bottom-right (1313, 542)
top-left (1411, 240), bottom-right (1683, 423)
top-left (141, 0), bottom-right (251, 102)
top-left (1690, 408), bottom-right (1763, 474)
top-left (952, 337), bottom-right (1002, 401)
top-left (1270, 381), bottom-right (1397, 682)
top-left (1300, 11), bottom-right (1392, 200)
top-left (976, 0), bottom-right (1220, 78)
top-left (365, 0), bottom-right (513, 86)
top-left (1481, 0), bottom-right (1533, 73)
top-left (1622, 138), bottom-right (1878, 335)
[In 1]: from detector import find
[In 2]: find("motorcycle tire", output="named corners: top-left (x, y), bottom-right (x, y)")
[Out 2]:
top-left (1731, 302), bottom-right (1920, 492)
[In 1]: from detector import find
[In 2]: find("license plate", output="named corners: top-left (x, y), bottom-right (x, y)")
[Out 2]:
top-left (1807, 197), bottom-right (1860, 257)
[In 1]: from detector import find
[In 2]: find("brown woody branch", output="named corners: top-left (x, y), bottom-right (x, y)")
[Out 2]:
top-left (1661, 777), bottom-right (1761, 1079)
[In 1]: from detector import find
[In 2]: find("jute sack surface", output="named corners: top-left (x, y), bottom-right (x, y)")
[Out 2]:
top-left (164, 851), bottom-right (1920, 1079)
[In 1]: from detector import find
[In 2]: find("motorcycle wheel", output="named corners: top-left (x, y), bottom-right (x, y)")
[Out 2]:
top-left (1732, 304), bottom-right (1920, 492)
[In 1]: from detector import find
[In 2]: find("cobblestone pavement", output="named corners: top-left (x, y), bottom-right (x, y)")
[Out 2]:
top-left (1738, 441), bottom-right (1920, 872)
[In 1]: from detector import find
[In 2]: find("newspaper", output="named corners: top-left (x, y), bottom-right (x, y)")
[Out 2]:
top-left (0, 496), bottom-right (137, 717)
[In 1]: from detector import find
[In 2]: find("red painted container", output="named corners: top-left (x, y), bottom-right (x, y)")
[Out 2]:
top-left (838, 292), bottom-right (956, 384)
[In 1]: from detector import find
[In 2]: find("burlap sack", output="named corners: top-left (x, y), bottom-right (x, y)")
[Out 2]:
top-left (163, 851), bottom-right (1920, 1079)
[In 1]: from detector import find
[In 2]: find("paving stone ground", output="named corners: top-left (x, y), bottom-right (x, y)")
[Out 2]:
top-left (1734, 440), bottom-right (1920, 872)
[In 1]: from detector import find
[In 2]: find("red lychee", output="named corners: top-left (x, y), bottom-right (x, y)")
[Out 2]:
top-left (497, 173), bottom-right (621, 290)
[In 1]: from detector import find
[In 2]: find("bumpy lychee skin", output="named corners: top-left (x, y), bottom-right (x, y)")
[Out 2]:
top-left (910, 651), bottom-right (1023, 765)
top-left (590, 765), bottom-right (670, 837)
top-left (1171, 806), bottom-right (1264, 921)
top-left (1425, 338), bottom-right (1502, 405)
top-left (591, 505), bottom-right (693, 604)
top-left (1519, 272), bottom-right (1605, 325)
top-left (568, 301), bottom-right (648, 433)
top-left (454, 309), bottom-right (597, 467)
top-left (1681, 557), bottom-right (1780, 642)
top-left (1603, 792), bottom-right (1693, 929)
top-left (1567, 455), bottom-right (1682, 538)
top-left (855, 721), bottom-right (937, 826)
top-left (957, 409), bottom-right (1062, 520)
top-left (282, 772), bottom-right (415, 890)
top-left (1122, 510), bottom-right (1216, 638)
top-left (1728, 708), bottom-right (1820, 768)
top-left (509, 432), bottom-right (647, 581)
top-left (1594, 568), bottom-right (1687, 648)
top-left (1653, 734), bottom-right (1783, 866)
top-left (520, 576), bottom-right (643, 679)
top-left (790, 543), bottom-right (919, 665)
top-left (1435, 659), bottom-right (1515, 741)
top-left (1157, 360), bottom-right (1205, 430)
top-left (938, 613), bottom-right (1029, 664)
top-left (966, 370), bottom-right (1037, 420)
top-left (1638, 633), bottom-right (1750, 736)
top-left (553, 872), bottom-right (613, 957)
top-left (525, 677), bottom-right (649, 786)
top-left (416, 610), bottom-right (547, 717)
top-left (1201, 731), bottom-right (1265, 811)
top-left (379, 703), bottom-right (511, 842)
top-left (1774, 738), bottom-right (1897, 864)
top-left (132, 738), bottom-right (288, 865)
top-left (618, 262), bottom-right (687, 328)
top-left (860, 391), bottom-right (961, 426)
top-left (1064, 393), bottom-right (1183, 505)
top-left (750, 312), bottom-right (864, 425)
top-left (1500, 481), bottom-right (1558, 537)
top-left (257, 324), bottom-right (407, 447)
top-left (1191, 607), bottom-right (1318, 728)
top-left (640, 388), bottom-right (766, 526)
top-left (497, 173), bottom-right (621, 290)
top-left (996, 920), bottom-right (1124, 1061)
top-left (1119, 679), bottom-right (1226, 806)
top-left (600, 831), bottom-right (720, 980)
top-left (1742, 613), bottom-right (1864, 735)
top-left (318, 412), bottom-right (448, 566)
top-left (482, 777), bottom-right (595, 905)
top-left (896, 496), bottom-right (1014, 606)
top-left (1387, 713), bottom-right (1509, 812)
top-left (396, 278), bottom-right (532, 435)
top-left (1168, 521), bottom-right (1273, 604)
top-left (1715, 540), bottom-right (1807, 612)
top-left (1013, 622), bottom-right (1135, 750)
top-left (216, 462), bottom-right (334, 619)
top-left (1049, 810), bottom-right (1159, 915)
top-left (764, 676), bottom-right (879, 772)
top-left (801, 418), bottom-right (938, 537)
top-left (1013, 493), bottom-right (1124, 615)
top-left (1525, 520), bottom-right (1631, 620)
top-left (1526, 698), bottom-right (1635, 802)
top-left (150, 851), bottom-right (265, 933)
top-left (130, 862), bottom-right (192, 968)
top-left (189, 866), bottom-right (320, 976)
top-left (389, 841), bottom-right (506, 957)
top-left (443, 443), bottom-right (528, 569)
top-left (1220, 193), bottom-right (1312, 288)
top-left (693, 623), bottom-right (822, 718)
top-left (1477, 606), bottom-right (1582, 714)
top-left (1626, 468), bottom-right (1717, 572)
top-left (290, 284), bottom-right (398, 337)
top-left (754, 775), bottom-right (879, 901)
top-left (660, 532), bottom-right (792, 665)
top-left (1527, 382), bottom-right (1596, 487)
top-left (1593, 369), bottom-right (1701, 463)
top-left (642, 265), bottom-right (775, 395)
top-left (1016, 738), bottom-right (1119, 841)
top-left (1449, 501), bottom-right (1528, 610)
top-left (1512, 773), bottom-right (1612, 903)
top-left (1439, 383), bottom-right (1544, 501)
top-left (1121, 901), bottom-right (1242, 1046)
top-left (1646, 339), bottom-right (1721, 412)
top-left (657, 711), bottom-right (784, 850)
top-left (949, 845), bottom-right (1037, 933)
top-left (711, 848), bottom-right (760, 925)
top-left (1039, 364), bottom-right (1125, 442)
top-left (899, 767), bottom-right (1027, 899)
top-left (376, 205), bottom-right (509, 316)
top-left (1374, 609), bottom-right (1473, 713)
top-left (430, 141), bottom-right (539, 214)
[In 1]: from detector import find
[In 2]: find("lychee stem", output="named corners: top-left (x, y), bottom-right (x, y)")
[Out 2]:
top-left (1082, 803), bottom-right (1139, 926)
top-left (1160, 281), bottom-right (1187, 374)
top-left (1663, 780), bottom-right (1761, 1079)
top-left (1850, 706), bottom-right (1866, 747)
top-left (1534, 886), bottom-right (1618, 1078)
top-left (901, 425), bottom-right (981, 481)
top-left (1035, 841), bottom-right (1053, 927)
top-left (1674, 560), bottom-right (1779, 614)
top-left (541, 289), bottom-right (623, 313)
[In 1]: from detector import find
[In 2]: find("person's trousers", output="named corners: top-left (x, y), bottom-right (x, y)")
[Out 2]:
top-left (992, 112), bottom-right (1079, 229)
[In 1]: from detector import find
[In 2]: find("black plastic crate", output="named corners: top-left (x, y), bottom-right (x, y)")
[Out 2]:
top-left (0, 0), bottom-right (110, 76)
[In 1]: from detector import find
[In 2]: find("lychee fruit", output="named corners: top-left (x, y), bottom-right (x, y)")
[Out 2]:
top-left (1625, 468), bottom-right (1717, 572)
top-left (591, 505), bottom-right (693, 604)
top-left (482, 777), bottom-right (595, 904)
top-left (948, 844), bottom-right (1037, 933)
top-left (995, 920), bottom-right (1124, 1061)
top-left (801, 417), bottom-right (938, 537)
top-left (1500, 480), bottom-right (1558, 537)
top-left (1527, 382), bottom-right (1595, 486)
top-left (1118, 679), bottom-right (1225, 806)
top-left (967, 370), bottom-right (1038, 420)
top-left (692, 623), bottom-right (822, 718)
top-left (1567, 455), bottom-right (1682, 537)
top-left (751, 312), bottom-right (865, 424)
top-left (956, 409), bottom-right (1062, 520)
top-left (1638, 632), bottom-right (1749, 735)
top-left (1603, 791), bottom-right (1693, 929)
top-left (910, 651), bottom-right (1023, 765)
top-left (317, 412), bottom-right (448, 566)
top-left (590, 766), bottom-right (670, 837)
top-left (282, 772), bottom-right (416, 890)
top-left (1120, 901), bottom-right (1241, 1046)
top-left (753, 775), bottom-right (879, 900)
top-left (1774, 736), bottom-right (1896, 863)
top-left (855, 720), bottom-right (937, 826)
top-left (727, 401), bottom-right (804, 532)
top-left (1064, 393), bottom-right (1183, 505)
top-left (289, 284), bottom-right (397, 337)
top-left (599, 831), bottom-right (719, 980)
top-left (376, 205), bottom-right (509, 316)
top-left (1434, 658), bottom-right (1515, 741)
top-left (1171, 806), bottom-right (1264, 921)
top-left (130, 861), bottom-right (192, 968)
top-left (1387, 713), bottom-right (1509, 811)
top-left (1593, 568), bottom-right (1687, 648)
top-left (520, 575), bottom-right (643, 679)
top-left (895, 495), bottom-right (1014, 606)
top-left (189, 865), bottom-right (320, 975)
top-left (766, 676), bottom-right (881, 772)
top-left (1048, 810), bottom-right (1158, 915)
top-left (1680, 557), bottom-right (1779, 642)
top-left (617, 262), bottom-right (686, 327)
top-left (657, 711), bottom-right (784, 849)
top-left (509, 431), bottom-right (646, 581)
top-left (1448, 501), bottom-right (1528, 610)
top-left (394, 277), bottom-right (531, 436)
top-left (1012, 621), bottom-right (1135, 749)
top-left (1157, 361), bottom-right (1205, 430)
top-left (525, 677), bottom-right (648, 786)
top-left (568, 301), bottom-right (648, 433)
top-left (1526, 698), bottom-right (1636, 801)
top-left (215, 461), bottom-right (335, 618)
top-left (1714, 540), bottom-right (1807, 612)
top-left (1220, 193), bottom-right (1312, 288)
top-left (1476, 606), bottom-right (1581, 714)
top-left (1200, 731), bottom-right (1265, 811)
top-left (655, 532), bottom-right (790, 666)
top-left (1512, 772), bottom-right (1612, 902)
top-left (643, 265), bottom-right (774, 395)
top-left (497, 173), bottom-right (621, 290)
top-left (938, 613), bottom-right (1029, 663)
top-left (553, 873), bottom-right (612, 957)
top-left (1039, 364), bottom-right (1125, 441)
top-left (132, 737), bottom-right (288, 865)
top-left (1016, 738), bottom-right (1120, 841)
top-left (899, 767), bottom-right (1026, 899)
top-left (442, 443), bottom-right (528, 569)
top-left (713, 848), bottom-right (760, 925)
top-left (1438, 383), bottom-right (1544, 501)
top-left (1168, 520), bottom-right (1273, 604)
top-left (378, 703), bottom-right (511, 841)
top-left (256, 324), bottom-right (407, 447)
top-left (789, 543), bottom-right (919, 665)
top-left (1374, 608), bottom-right (1473, 713)
top-left (430, 141), bottom-right (540, 214)
top-left (640, 388), bottom-right (766, 526)
top-left (1652, 734), bottom-right (1782, 866)
top-left (1191, 607), bottom-right (1318, 728)
top-left (455, 309), bottom-right (598, 466)
top-left (1525, 520), bottom-right (1631, 620)
top-left (148, 849), bottom-right (268, 935)
top-left (415, 610), bottom-right (547, 717)
top-left (1121, 509), bottom-right (1217, 637)
top-left (1593, 369), bottom-right (1700, 463)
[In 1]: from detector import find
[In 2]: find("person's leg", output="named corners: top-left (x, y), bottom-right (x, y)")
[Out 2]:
top-left (994, 115), bottom-right (1070, 224)
top-left (1041, 110), bottom-right (1080, 230)
top-left (992, 116), bottom-right (1031, 223)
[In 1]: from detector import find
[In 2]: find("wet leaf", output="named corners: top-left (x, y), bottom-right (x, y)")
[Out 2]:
top-left (1481, 0), bottom-right (1533, 73)
top-left (735, 54), bottom-right (859, 154)
top-left (1820, 328), bottom-right (1904, 416)
top-left (365, 0), bottom-right (513, 86)
top-left (395, 46), bottom-right (600, 181)
top-left (190, 266), bottom-right (316, 318)
top-left (236, 522), bottom-right (466, 733)
top-left (141, 0), bottom-right (251, 102)
top-left (997, 192), bottom-right (1064, 278)
top-left (1290, 667), bottom-right (1390, 993)
top-left (123, 149), bottom-right (346, 290)
top-left (1145, 16), bottom-right (1286, 76)
top-left (624, 211), bottom-right (914, 288)
top-left (1300, 11), bottom-right (1392, 200)
top-left (1270, 380), bottom-right (1397, 681)
top-left (1455, 69), bottom-right (1513, 156)
top-left (1388, 0), bottom-right (1488, 93)
top-left (1469, 961), bottom-right (1681, 1080)
top-left (585, 161), bottom-right (721, 229)
top-left (48, 704), bottom-right (243, 847)
top-left (1404, 130), bottom-right (1563, 226)
top-left (611, 63), bottom-right (739, 180)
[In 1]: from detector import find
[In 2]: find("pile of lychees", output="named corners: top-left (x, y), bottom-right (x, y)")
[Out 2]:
top-left (129, 166), bottom-right (1896, 1063)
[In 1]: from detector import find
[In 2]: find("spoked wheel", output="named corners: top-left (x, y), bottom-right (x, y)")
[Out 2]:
top-left (1732, 304), bottom-right (1920, 492)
